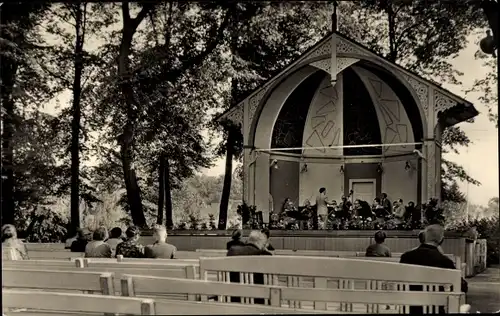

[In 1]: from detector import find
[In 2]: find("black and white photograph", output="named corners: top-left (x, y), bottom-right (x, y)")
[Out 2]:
top-left (1, 0), bottom-right (499, 314)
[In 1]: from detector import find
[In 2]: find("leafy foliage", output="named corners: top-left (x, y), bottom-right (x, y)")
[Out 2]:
top-left (467, 41), bottom-right (498, 126)
top-left (337, 0), bottom-right (483, 202)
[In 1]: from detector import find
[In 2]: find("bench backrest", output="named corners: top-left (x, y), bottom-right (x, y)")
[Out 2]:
top-left (2, 268), bottom-right (114, 294)
top-left (153, 297), bottom-right (327, 314)
top-left (200, 256), bottom-right (460, 286)
top-left (2, 289), bottom-right (155, 315)
top-left (121, 275), bottom-right (462, 313)
top-left (27, 250), bottom-right (85, 260)
top-left (2, 259), bottom-right (83, 270)
top-left (199, 256), bottom-right (462, 312)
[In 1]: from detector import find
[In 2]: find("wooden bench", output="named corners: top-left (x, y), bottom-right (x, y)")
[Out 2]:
top-left (351, 256), bottom-right (466, 278)
top-left (27, 250), bottom-right (84, 260)
top-left (2, 268), bottom-right (114, 295)
top-left (2, 259), bottom-right (84, 271)
top-left (120, 274), bottom-right (462, 313)
top-left (2, 287), bottom-right (326, 315)
top-left (199, 256), bottom-right (464, 313)
top-left (2, 289), bottom-right (154, 315)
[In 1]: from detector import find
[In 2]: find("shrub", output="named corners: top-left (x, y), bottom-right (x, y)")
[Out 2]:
top-left (447, 216), bottom-right (499, 266)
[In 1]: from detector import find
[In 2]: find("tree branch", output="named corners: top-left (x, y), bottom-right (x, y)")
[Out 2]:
top-left (121, 1), bottom-right (131, 24)
top-left (170, 7), bottom-right (233, 81)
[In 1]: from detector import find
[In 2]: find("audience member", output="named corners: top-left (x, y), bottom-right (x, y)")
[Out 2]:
top-left (365, 231), bottom-right (391, 257)
top-left (106, 227), bottom-right (123, 256)
top-left (261, 228), bottom-right (275, 252)
top-left (400, 224), bottom-right (468, 314)
top-left (85, 226), bottom-right (112, 258)
top-left (115, 226), bottom-right (145, 258)
top-left (64, 229), bottom-right (80, 249)
top-left (418, 230), bottom-right (425, 244)
top-left (226, 229), bottom-right (245, 250)
top-left (145, 225), bottom-right (177, 259)
top-left (70, 228), bottom-right (92, 252)
top-left (2, 224), bottom-right (29, 260)
top-left (227, 231), bottom-right (272, 304)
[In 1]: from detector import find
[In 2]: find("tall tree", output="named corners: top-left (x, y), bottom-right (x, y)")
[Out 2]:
top-left (1, 3), bottom-right (54, 224)
top-left (156, 153), bottom-right (165, 225)
top-left (338, 0), bottom-right (485, 201)
top-left (116, 2), bottom-right (157, 227)
top-left (43, 3), bottom-right (116, 233)
top-left (69, 3), bottom-right (86, 234)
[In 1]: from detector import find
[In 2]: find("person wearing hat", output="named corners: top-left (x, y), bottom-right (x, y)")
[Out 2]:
top-left (365, 231), bottom-right (391, 257)
top-left (115, 226), bottom-right (145, 258)
top-left (70, 228), bottom-right (92, 252)
top-left (226, 229), bottom-right (245, 250)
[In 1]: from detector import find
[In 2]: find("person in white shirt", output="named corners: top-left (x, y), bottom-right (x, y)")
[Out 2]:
top-left (315, 188), bottom-right (333, 228)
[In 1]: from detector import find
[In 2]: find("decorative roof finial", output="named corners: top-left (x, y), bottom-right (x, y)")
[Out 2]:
top-left (332, 0), bottom-right (338, 32)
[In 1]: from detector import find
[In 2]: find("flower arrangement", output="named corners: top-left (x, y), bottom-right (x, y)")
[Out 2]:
top-left (237, 202), bottom-right (262, 229)
top-left (208, 213), bottom-right (217, 230)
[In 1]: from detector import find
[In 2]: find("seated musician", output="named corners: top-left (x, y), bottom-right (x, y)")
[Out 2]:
top-left (373, 198), bottom-right (388, 224)
top-left (355, 199), bottom-right (374, 219)
top-left (393, 199), bottom-right (406, 225)
top-left (337, 195), bottom-right (352, 221)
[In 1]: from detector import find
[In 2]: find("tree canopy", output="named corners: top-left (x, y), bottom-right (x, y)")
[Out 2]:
top-left (0, 1), bottom-right (493, 235)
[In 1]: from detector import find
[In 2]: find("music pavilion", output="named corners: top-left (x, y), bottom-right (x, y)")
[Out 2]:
top-left (217, 32), bottom-right (478, 223)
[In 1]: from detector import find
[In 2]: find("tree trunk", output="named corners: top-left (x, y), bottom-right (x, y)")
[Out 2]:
top-left (117, 3), bottom-right (153, 227)
top-left (156, 153), bottom-right (165, 225)
top-left (70, 3), bottom-right (85, 235)
top-left (386, 1), bottom-right (397, 62)
top-left (164, 156), bottom-right (173, 229)
top-left (218, 130), bottom-right (235, 229)
top-left (1, 61), bottom-right (17, 225)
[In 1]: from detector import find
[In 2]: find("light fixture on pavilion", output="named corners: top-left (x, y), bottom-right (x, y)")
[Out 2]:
top-left (376, 163), bottom-right (383, 174)
top-left (301, 163), bottom-right (308, 173)
top-left (405, 161), bottom-right (411, 171)
top-left (270, 159), bottom-right (279, 169)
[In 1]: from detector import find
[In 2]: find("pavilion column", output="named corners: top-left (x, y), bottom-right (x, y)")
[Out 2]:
top-left (242, 147), bottom-right (253, 205)
top-left (254, 152), bottom-right (271, 223)
top-left (422, 139), bottom-right (441, 203)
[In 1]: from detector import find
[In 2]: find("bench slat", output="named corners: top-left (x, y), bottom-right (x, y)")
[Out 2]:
top-left (2, 269), bottom-right (109, 293)
top-left (2, 289), bottom-right (155, 315)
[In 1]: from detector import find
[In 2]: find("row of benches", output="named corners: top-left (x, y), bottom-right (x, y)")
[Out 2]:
top-left (3, 267), bottom-right (464, 315)
top-left (3, 253), bottom-right (466, 314)
top-left (17, 247), bottom-right (466, 277)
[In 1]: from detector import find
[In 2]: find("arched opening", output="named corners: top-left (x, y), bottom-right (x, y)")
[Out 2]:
top-left (271, 70), bottom-right (326, 154)
top-left (342, 67), bottom-right (382, 156)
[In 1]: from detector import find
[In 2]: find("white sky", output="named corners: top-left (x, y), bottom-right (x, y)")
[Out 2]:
top-left (42, 32), bottom-right (498, 206)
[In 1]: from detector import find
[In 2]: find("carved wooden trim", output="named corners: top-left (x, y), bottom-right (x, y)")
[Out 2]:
top-left (434, 91), bottom-right (458, 113)
top-left (336, 37), bottom-right (368, 56)
top-left (403, 75), bottom-right (429, 115)
top-left (307, 40), bottom-right (332, 59)
top-left (224, 105), bottom-right (243, 127)
top-left (248, 85), bottom-right (272, 127)
top-left (310, 57), bottom-right (359, 75)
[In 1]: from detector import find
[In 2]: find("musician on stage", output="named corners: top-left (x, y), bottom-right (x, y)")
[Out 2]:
top-left (316, 188), bottom-right (334, 229)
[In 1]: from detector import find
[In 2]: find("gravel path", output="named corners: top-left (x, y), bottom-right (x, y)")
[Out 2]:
top-left (467, 265), bottom-right (500, 313)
